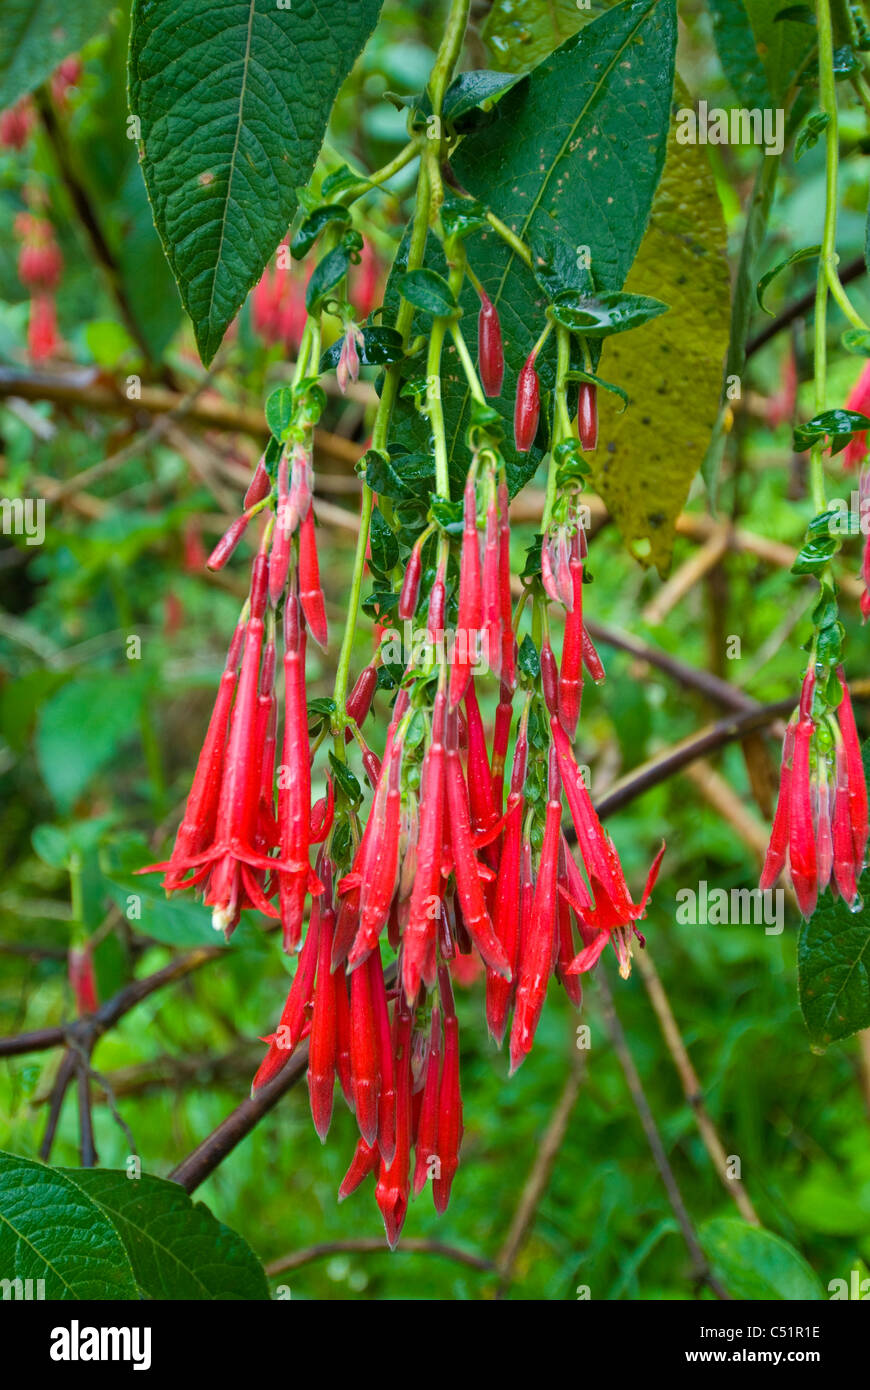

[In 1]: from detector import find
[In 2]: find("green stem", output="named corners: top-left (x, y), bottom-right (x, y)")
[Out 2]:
top-left (486, 211), bottom-right (534, 268)
top-left (428, 0), bottom-right (471, 114)
top-left (339, 138), bottom-right (424, 204)
top-left (427, 317), bottom-right (451, 496)
top-left (817, 0), bottom-right (869, 335)
top-left (450, 321), bottom-right (486, 406)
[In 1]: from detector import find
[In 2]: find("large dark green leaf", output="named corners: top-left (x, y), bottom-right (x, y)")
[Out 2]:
top-left (707, 0), bottom-right (772, 108)
top-left (128, 0), bottom-right (384, 364)
top-left (799, 876), bottom-right (870, 1049)
top-left (482, 0), bottom-right (605, 72)
top-left (744, 0), bottom-right (816, 99)
top-left (0, 1152), bottom-right (138, 1300)
top-left (700, 1218), bottom-right (824, 1300)
top-left (0, 0), bottom-right (116, 109)
top-left (387, 0), bottom-right (677, 496)
top-left (59, 1170), bottom-right (269, 1300)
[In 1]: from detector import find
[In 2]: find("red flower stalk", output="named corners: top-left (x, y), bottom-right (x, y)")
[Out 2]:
top-left (432, 966), bottom-right (463, 1214)
top-left (477, 288), bottom-right (504, 397)
top-left (577, 381), bottom-right (598, 452)
top-left (510, 745), bottom-right (561, 1073)
top-left (514, 349), bottom-right (540, 453)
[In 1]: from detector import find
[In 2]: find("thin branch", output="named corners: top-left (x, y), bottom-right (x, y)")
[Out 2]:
top-left (495, 1052), bottom-right (585, 1293)
top-left (595, 969), bottom-right (730, 1299)
top-left (633, 948), bottom-right (760, 1227)
top-left (584, 620), bottom-right (757, 714)
top-left (76, 1057), bottom-right (97, 1168)
top-left (39, 1048), bottom-right (77, 1162)
top-left (266, 1239), bottom-right (495, 1277)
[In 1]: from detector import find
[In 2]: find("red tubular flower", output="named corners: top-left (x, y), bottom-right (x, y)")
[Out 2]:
top-left (552, 716), bottom-right (664, 977)
top-left (349, 959), bottom-right (380, 1147)
top-left (307, 858), bottom-right (337, 1141)
top-left (350, 735), bottom-right (404, 967)
top-left (490, 681), bottom-right (514, 808)
top-left (338, 1135), bottom-right (379, 1201)
top-left (432, 966), bottom-right (463, 1214)
top-left (345, 663), bottom-right (378, 732)
top-left (269, 454), bottom-right (292, 606)
top-left (464, 682), bottom-right (499, 841)
top-left (860, 467), bottom-right (870, 622)
top-left (298, 508), bottom-right (328, 649)
top-left (368, 947), bottom-right (397, 1166)
top-left (244, 455), bottom-right (271, 509)
top-left (497, 477), bottom-right (516, 688)
top-left (375, 993), bottom-right (412, 1247)
top-left (836, 668), bottom-right (869, 872)
top-left (450, 473), bottom-right (482, 707)
top-left (788, 714), bottom-right (819, 918)
top-left (445, 709), bottom-right (511, 978)
top-left (28, 294), bottom-right (61, 361)
top-left (577, 381), bottom-right (598, 452)
top-left (486, 708), bottom-right (527, 1044)
top-left (514, 350), bottom-right (540, 453)
top-left (404, 691), bottom-right (446, 1003)
top-left (558, 535), bottom-right (584, 737)
top-left (207, 513), bottom-right (250, 571)
top-left (278, 578), bottom-right (313, 951)
top-left (253, 907), bottom-right (320, 1091)
top-left (555, 843), bottom-right (584, 1009)
top-left (482, 492), bottom-right (502, 681)
top-left (582, 626), bottom-right (606, 684)
top-left (68, 944), bottom-right (98, 1016)
top-left (398, 534), bottom-right (424, 620)
top-left (477, 288), bottom-right (504, 397)
top-left (337, 323), bottom-right (364, 394)
top-left (510, 745), bottom-right (561, 1073)
top-left (333, 960), bottom-right (354, 1107)
top-left (760, 721), bottom-right (796, 895)
top-left (15, 215), bottom-right (63, 292)
top-left (413, 1004), bottom-right (442, 1197)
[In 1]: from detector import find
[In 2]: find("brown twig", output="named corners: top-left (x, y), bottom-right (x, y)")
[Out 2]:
top-left (39, 1048), bottom-right (77, 1162)
top-left (494, 1052), bottom-right (585, 1293)
top-left (632, 949), bottom-right (760, 1227)
top-left (595, 969), bottom-right (730, 1299)
top-left (76, 1057), bottom-right (97, 1168)
top-left (265, 1239), bottom-right (496, 1277)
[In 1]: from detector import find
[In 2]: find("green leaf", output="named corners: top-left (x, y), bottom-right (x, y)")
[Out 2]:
top-left (795, 111), bottom-right (830, 160)
top-left (482, 0), bottom-right (590, 73)
top-left (388, 0), bottom-right (677, 497)
top-left (397, 268), bottom-right (458, 317)
top-left (36, 675), bottom-right (146, 812)
top-left (550, 290), bottom-right (668, 337)
top-left (58, 1170), bottom-right (269, 1300)
top-left (305, 245), bottom-right (352, 315)
top-left (0, 0), bottom-right (116, 108)
top-left (291, 204), bottom-right (352, 260)
top-left (791, 534), bottom-right (838, 574)
top-left (707, 0), bottom-right (772, 107)
top-left (441, 70), bottom-right (519, 127)
top-left (799, 877), bottom-right (870, 1049)
top-left (743, 0), bottom-right (816, 99)
top-left (590, 77), bottom-right (731, 574)
top-left (700, 1218), bottom-right (824, 1300)
top-left (793, 408), bottom-right (870, 454)
top-left (0, 1151), bottom-right (138, 1300)
top-left (128, 0), bottom-right (384, 364)
top-left (843, 328), bottom-right (870, 356)
top-left (328, 752), bottom-right (362, 806)
top-left (518, 634), bottom-right (540, 681)
top-left (369, 506), bottom-right (400, 576)
top-left (756, 245), bottom-right (820, 316)
top-left (264, 386), bottom-right (294, 440)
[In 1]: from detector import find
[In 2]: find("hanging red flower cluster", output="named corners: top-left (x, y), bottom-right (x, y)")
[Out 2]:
top-left (14, 213), bottom-right (64, 361)
top-left (761, 664), bottom-right (868, 918)
top-left (145, 282), bottom-right (664, 1247)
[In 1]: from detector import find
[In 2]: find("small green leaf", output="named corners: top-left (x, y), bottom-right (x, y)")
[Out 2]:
top-left (800, 826), bottom-right (870, 1049)
top-left (795, 112), bottom-right (830, 161)
top-left (328, 752), bottom-right (362, 805)
top-left (305, 246), bottom-right (351, 314)
top-left (320, 326), bottom-right (404, 371)
top-left (700, 1218), bottom-right (824, 1300)
top-left (757, 245), bottom-right (820, 316)
top-left (397, 268), bottom-right (458, 317)
top-left (794, 409), bottom-right (870, 454)
top-left (791, 535), bottom-right (838, 574)
top-left (550, 290), bottom-right (669, 337)
top-left (842, 328), bottom-right (870, 357)
top-left (291, 204), bottom-right (352, 260)
top-left (518, 634), bottom-right (540, 680)
top-left (264, 386), bottom-right (295, 440)
top-left (440, 192), bottom-right (489, 242)
top-left (369, 507), bottom-right (400, 576)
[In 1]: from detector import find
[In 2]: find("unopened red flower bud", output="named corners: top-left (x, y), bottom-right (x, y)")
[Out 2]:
top-left (478, 289), bottom-right (504, 397)
top-left (514, 350), bottom-right (540, 453)
top-left (577, 381), bottom-right (598, 451)
top-left (207, 513), bottom-right (250, 571)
